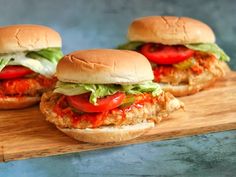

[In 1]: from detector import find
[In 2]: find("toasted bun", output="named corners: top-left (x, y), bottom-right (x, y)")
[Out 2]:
top-left (58, 122), bottom-right (154, 144)
top-left (0, 96), bottom-right (40, 109)
top-left (56, 49), bottom-right (154, 84)
top-left (0, 24), bottom-right (62, 53)
top-left (128, 16), bottom-right (215, 45)
top-left (161, 79), bottom-right (217, 97)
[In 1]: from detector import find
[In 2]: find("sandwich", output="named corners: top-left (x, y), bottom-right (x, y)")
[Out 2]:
top-left (40, 49), bottom-right (183, 143)
top-left (0, 24), bottom-right (63, 109)
top-left (118, 16), bottom-right (230, 96)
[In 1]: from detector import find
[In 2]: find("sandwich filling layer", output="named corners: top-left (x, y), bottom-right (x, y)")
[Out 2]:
top-left (0, 48), bottom-right (63, 99)
top-left (118, 42), bottom-right (229, 89)
top-left (41, 80), bottom-right (183, 129)
top-left (41, 91), bottom-right (183, 129)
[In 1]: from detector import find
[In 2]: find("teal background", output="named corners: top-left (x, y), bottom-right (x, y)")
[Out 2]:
top-left (0, 0), bottom-right (236, 176)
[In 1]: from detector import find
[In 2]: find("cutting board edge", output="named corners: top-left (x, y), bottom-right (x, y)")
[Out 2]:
top-left (0, 146), bottom-right (4, 162)
top-left (3, 121), bottom-right (236, 162)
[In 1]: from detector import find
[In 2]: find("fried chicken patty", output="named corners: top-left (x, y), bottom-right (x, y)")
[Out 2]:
top-left (154, 52), bottom-right (225, 86)
top-left (40, 91), bottom-right (184, 129)
top-left (0, 75), bottom-right (57, 97)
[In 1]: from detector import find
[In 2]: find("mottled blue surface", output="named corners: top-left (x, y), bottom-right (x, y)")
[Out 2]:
top-left (0, 0), bottom-right (236, 176)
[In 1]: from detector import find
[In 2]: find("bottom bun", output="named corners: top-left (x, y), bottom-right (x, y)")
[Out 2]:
top-left (160, 78), bottom-right (217, 97)
top-left (58, 122), bottom-right (155, 144)
top-left (0, 96), bottom-right (40, 109)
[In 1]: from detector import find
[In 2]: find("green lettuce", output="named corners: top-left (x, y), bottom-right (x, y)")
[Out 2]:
top-left (117, 41), bottom-right (144, 50)
top-left (26, 47), bottom-right (63, 63)
top-left (0, 53), bottom-right (57, 77)
top-left (185, 43), bottom-right (230, 62)
top-left (0, 48), bottom-right (63, 77)
top-left (121, 81), bottom-right (162, 97)
top-left (54, 82), bottom-right (119, 104)
top-left (0, 57), bottom-right (12, 71)
top-left (54, 81), bottom-right (163, 105)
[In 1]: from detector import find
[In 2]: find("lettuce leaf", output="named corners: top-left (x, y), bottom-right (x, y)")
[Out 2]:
top-left (121, 81), bottom-right (163, 97)
top-left (0, 53), bottom-right (56, 77)
top-left (54, 81), bottom-right (163, 105)
top-left (0, 57), bottom-right (12, 71)
top-left (26, 47), bottom-right (63, 63)
top-left (0, 48), bottom-right (63, 77)
top-left (185, 43), bottom-right (230, 62)
top-left (117, 41), bottom-right (144, 50)
top-left (54, 82), bottom-right (119, 104)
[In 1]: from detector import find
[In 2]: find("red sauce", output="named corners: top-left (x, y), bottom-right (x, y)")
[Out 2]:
top-left (36, 75), bottom-right (57, 88)
top-left (80, 112), bottom-right (109, 128)
top-left (112, 94), bottom-right (156, 125)
top-left (1, 79), bottom-right (31, 96)
top-left (53, 96), bottom-right (110, 128)
top-left (191, 65), bottom-right (203, 74)
top-left (153, 66), bottom-right (173, 82)
top-left (0, 89), bottom-right (4, 98)
top-left (0, 75), bottom-right (57, 98)
top-left (53, 93), bottom-right (156, 128)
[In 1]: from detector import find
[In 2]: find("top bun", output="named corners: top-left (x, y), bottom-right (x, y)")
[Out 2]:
top-left (56, 49), bottom-right (154, 84)
top-left (0, 24), bottom-right (62, 54)
top-left (128, 16), bottom-right (215, 45)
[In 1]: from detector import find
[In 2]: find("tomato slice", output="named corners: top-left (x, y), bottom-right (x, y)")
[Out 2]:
top-left (0, 66), bottom-right (34, 80)
top-left (67, 92), bottom-right (126, 113)
top-left (140, 43), bottom-right (194, 65)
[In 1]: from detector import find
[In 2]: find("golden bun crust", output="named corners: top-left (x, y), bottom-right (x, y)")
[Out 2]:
top-left (58, 122), bottom-right (155, 144)
top-left (0, 24), bottom-right (62, 53)
top-left (56, 49), bottom-right (154, 84)
top-left (0, 96), bottom-right (40, 109)
top-left (128, 16), bottom-right (215, 45)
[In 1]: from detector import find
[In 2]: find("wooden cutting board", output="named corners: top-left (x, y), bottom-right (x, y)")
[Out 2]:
top-left (1, 72), bottom-right (236, 162)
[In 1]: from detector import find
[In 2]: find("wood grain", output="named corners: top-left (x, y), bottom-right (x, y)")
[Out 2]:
top-left (1, 72), bottom-right (236, 162)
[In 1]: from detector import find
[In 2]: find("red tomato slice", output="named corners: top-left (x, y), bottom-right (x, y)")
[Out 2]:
top-left (66, 92), bottom-right (126, 113)
top-left (0, 66), bottom-right (33, 80)
top-left (140, 43), bottom-right (194, 65)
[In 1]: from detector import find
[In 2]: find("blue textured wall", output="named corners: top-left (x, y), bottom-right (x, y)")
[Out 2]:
top-left (0, 0), bottom-right (235, 68)
top-left (0, 0), bottom-right (236, 177)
